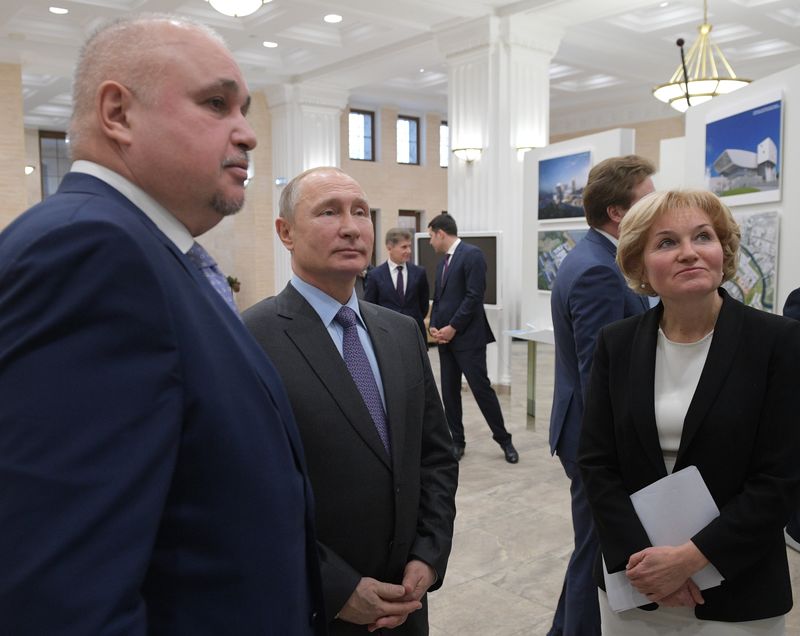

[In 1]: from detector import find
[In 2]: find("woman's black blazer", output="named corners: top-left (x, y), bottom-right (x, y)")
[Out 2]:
top-left (578, 288), bottom-right (800, 622)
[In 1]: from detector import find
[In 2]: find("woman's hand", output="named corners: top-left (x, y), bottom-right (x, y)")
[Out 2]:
top-left (656, 578), bottom-right (705, 607)
top-left (626, 542), bottom-right (709, 602)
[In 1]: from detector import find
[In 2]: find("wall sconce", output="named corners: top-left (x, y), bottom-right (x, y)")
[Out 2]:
top-left (452, 147), bottom-right (482, 163)
top-left (274, 177), bottom-right (288, 187)
top-left (24, 165), bottom-right (35, 175)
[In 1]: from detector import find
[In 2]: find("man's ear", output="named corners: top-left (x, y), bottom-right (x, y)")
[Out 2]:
top-left (275, 217), bottom-right (294, 251)
top-left (607, 204), bottom-right (625, 225)
top-left (97, 80), bottom-right (134, 146)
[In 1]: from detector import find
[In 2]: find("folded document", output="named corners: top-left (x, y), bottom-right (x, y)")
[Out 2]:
top-left (603, 465), bottom-right (725, 612)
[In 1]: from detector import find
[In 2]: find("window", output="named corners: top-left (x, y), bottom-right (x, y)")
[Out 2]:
top-left (396, 115), bottom-right (419, 165)
top-left (39, 131), bottom-right (70, 199)
top-left (439, 121), bottom-right (449, 168)
top-left (348, 109), bottom-right (374, 161)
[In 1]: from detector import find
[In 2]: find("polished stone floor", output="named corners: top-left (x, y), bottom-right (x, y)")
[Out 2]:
top-left (425, 341), bottom-right (800, 635)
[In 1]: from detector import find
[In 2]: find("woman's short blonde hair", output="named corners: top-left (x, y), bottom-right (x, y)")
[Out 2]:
top-left (616, 189), bottom-right (740, 296)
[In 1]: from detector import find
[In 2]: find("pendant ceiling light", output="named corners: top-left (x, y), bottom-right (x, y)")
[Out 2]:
top-left (208, 0), bottom-right (269, 18)
top-left (652, 0), bottom-right (750, 113)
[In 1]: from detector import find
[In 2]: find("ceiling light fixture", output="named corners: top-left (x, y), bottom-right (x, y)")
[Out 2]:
top-left (652, 0), bottom-right (750, 112)
top-left (49, 6), bottom-right (69, 14)
top-left (262, 40), bottom-right (278, 48)
top-left (208, 0), bottom-right (270, 18)
top-left (24, 165), bottom-right (36, 175)
top-left (323, 14), bottom-right (343, 24)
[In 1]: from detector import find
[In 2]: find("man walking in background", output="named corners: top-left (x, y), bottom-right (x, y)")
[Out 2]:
top-left (428, 213), bottom-right (518, 464)
top-left (548, 155), bottom-right (655, 636)
top-left (364, 227), bottom-right (430, 340)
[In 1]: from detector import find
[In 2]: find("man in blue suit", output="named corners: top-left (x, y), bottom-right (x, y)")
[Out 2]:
top-left (0, 15), bottom-right (324, 635)
top-left (364, 227), bottom-right (430, 339)
top-left (428, 214), bottom-right (518, 464)
top-left (548, 155), bottom-right (655, 636)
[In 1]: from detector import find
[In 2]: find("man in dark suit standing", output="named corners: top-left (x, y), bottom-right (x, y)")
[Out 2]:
top-left (782, 289), bottom-right (800, 552)
top-left (243, 167), bottom-right (458, 635)
top-left (0, 15), bottom-right (323, 635)
top-left (547, 155), bottom-right (655, 636)
top-left (427, 214), bottom-right (517, 464)
top-left (364, 227), bottom-right (430, 339)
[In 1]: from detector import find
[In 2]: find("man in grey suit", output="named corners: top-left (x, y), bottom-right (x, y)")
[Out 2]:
top-left (243, 167), bottom-right (458, 635)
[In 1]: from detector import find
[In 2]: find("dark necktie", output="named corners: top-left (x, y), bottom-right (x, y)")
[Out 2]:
top-left (186, 242), bottom-right (240, 317)
top-left (334, 306), bottom-right (391, 454)
top-left (396, 265), bottom-right (404, 300)
top-left (442, 253), bottom-right (451, 284)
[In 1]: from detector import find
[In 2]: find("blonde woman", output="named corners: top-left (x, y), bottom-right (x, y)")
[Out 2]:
top-left (579, 190), bottom-right (800, 634)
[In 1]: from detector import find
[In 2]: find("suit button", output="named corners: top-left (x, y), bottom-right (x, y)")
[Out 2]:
top-left (310, 611), bottom-right (318, 625)
top-left (395, 486), bottom-right (401, 494)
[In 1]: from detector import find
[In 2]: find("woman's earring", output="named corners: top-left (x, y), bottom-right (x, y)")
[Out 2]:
top-left (640, 282), bottom-right (646, 289)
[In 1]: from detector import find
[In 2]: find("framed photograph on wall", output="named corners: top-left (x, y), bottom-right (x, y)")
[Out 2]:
top-left (537, 228), bottom-right (588, 291)
top-left (705, 94), bottom-right (783, 207)
top-left (722, 211), bottom-right (779, 312)
top-left (538, 151), bottom-right (592, 220)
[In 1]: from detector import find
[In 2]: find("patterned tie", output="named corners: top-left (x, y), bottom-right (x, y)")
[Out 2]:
top-left (396, 265), bottom-right (404, 300)
top-left (334, 306), bottom-right (391, 454)
top-left (186, 242), bottom-right (240, 317)
top-left (442, 253), bottom-right (451, 284)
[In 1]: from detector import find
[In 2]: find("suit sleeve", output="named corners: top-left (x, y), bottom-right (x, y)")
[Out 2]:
top-left (783, 288), bottom-right (800, 320)
top-left (569, 264), bottom-right (630, 399)
top-left (0, 220), bottom-right (181, 633)
top-left (691, 318), bottom-right (800, 580)
top-left (448, 249), bottom-right (486, 333)
top-left (363, 269), bottom-right (379, 304)
top-left (417, 269), bottom-right (430, 321)
top-left (578, 329), bottom-right (652, 574)
top-left (408, 326), bottom-right (458, 589)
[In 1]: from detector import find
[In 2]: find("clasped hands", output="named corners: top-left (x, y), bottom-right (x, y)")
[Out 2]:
top-left (337, 560), bottom-right (436, 632)
top-left (625, 542), bottom-right (709, 608)
top-left (429, 325), bottom-right (456, 345)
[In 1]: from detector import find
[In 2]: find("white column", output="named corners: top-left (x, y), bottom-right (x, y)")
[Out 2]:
top-left (438, 15), bottom-right (563, 386)
top-left (266, 83), bottom-right (348, 290)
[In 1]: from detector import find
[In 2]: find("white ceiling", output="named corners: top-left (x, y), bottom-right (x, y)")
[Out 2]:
top-left (2, 0), bottom-right (800, 135)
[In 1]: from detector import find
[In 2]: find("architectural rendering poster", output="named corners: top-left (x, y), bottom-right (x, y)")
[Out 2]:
top-left (705, 98), bottom-right (782, 207)
top-left (537, 229), bottom-right (588, 291)
top-left (538, 151), bottom-right (591, 220)
top-left (722, 211), bottom-right (779, 312)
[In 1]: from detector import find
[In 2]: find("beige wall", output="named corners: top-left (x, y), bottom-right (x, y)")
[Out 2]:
top-left (0, 63), bottom-right (28, 229)
top-left (551, 116), bottom-right (685, 170)
top-left (342, 107), bottom-right (448, 262)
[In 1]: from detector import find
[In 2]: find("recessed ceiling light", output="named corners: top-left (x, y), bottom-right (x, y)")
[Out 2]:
top-left (24, 165), bottom-right (36, 175)
top-left (659, 1), bottom-right (669, 6)
top-left (323, 14), bottom-right (343, 24)
top-left (419, 68), bottom-right (425, 73)
top-left (49, 6), bottom-right (69, 14)
top-left (262, 40), bottom-right (278, 48)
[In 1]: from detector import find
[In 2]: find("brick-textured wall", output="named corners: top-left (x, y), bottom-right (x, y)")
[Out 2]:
top-left (342, 108), bottom-right (448, 262)
top-left (0, 63), bottom-right (28, 229)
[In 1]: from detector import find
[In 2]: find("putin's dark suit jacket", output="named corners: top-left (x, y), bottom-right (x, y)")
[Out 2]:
top-left (429, 241), bottom-right (493, 351)
top-left (579, 289), bottom-right (800, 622)
top-left (0, 173), bottom-right (325, 635)
top-left (244, 284), bottom-right (458, 635)
top-left (364, 260), bottom-right (430, 338)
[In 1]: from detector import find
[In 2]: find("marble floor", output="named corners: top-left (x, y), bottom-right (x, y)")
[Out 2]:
top-left (425, 341), bottom-right (800, 635)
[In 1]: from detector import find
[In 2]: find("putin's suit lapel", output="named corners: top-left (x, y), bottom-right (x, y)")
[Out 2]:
top-left (277, 285), bottom-right (391, 470)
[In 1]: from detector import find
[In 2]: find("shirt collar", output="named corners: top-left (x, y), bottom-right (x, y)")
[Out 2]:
top-left (446, 237), bottom-right (461, 256)
top-left (594, 228), bottom-right (619, 247)
top-left (388, 258), bottom-right (405, 270)
top-left (290, 275), bottom-right (363, 328)
top-left (70, 160), bottom-right (194, 254)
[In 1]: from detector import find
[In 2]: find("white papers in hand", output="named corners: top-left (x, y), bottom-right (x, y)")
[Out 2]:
top-left (603, 465), bottom-right (725, 612)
